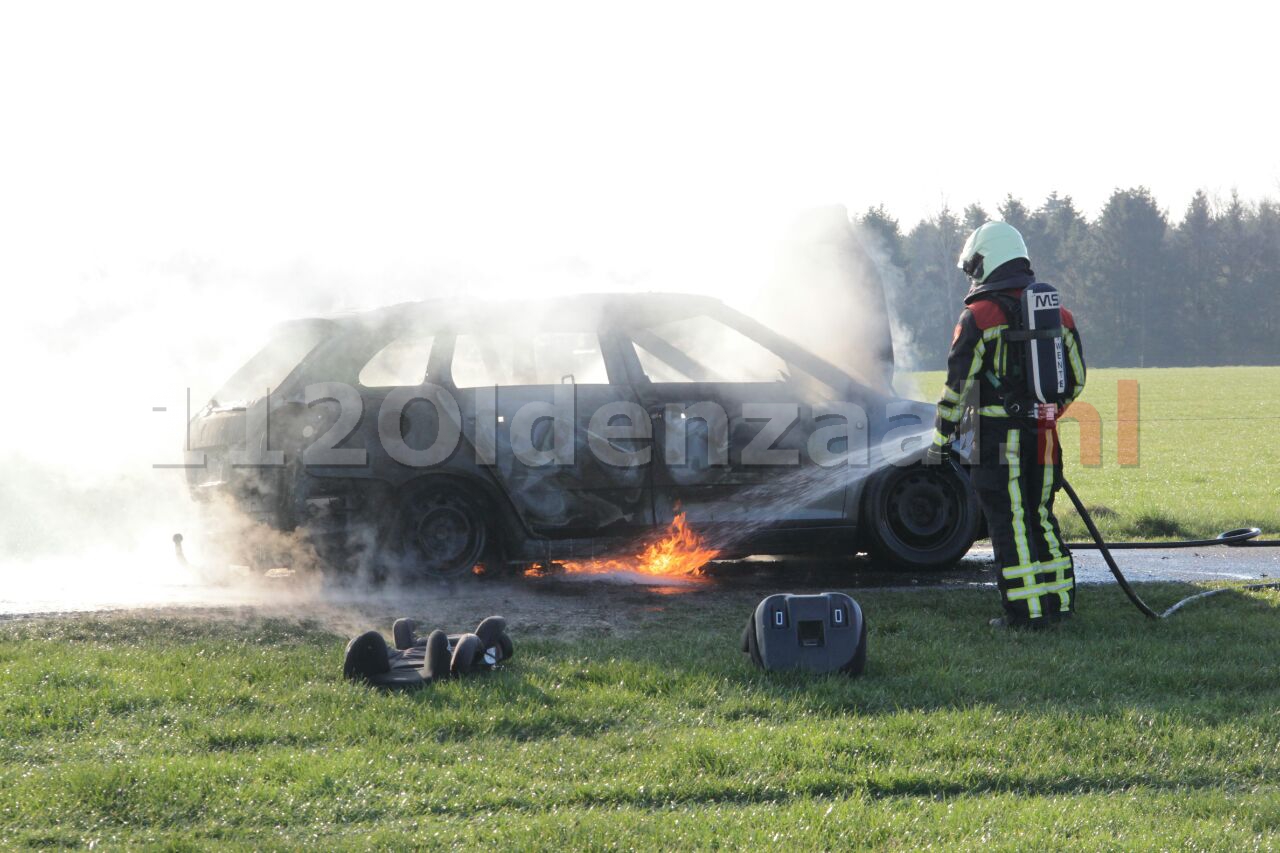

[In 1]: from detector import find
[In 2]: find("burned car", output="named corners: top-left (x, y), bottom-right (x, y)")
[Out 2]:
top-left (185, 294), bottom-right (979, 578)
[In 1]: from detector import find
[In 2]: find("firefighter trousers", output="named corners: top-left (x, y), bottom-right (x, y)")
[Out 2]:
top-left (970, 421), bottom-right (1075, 623)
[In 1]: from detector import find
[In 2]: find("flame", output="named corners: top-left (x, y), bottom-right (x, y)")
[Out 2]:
top-left (525, 510), bottom-right (719, 581)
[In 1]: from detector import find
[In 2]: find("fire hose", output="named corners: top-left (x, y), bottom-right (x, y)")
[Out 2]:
top-left (949, 460), bottom-right (1280, 619)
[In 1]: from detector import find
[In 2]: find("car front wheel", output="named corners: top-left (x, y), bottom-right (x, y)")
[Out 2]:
top-left (860, 462), bottom-right (979, 571)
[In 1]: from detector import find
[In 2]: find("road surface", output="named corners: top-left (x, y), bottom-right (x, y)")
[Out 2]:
top-left (2, 543), bottom-right (1278, 620)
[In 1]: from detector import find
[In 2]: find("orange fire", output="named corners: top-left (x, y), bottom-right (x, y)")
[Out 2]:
top-left (526, 510), bottom-right (719, 580)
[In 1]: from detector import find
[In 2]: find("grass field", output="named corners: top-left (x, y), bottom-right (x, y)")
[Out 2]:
top-left (3, 365), bottom-right (1279, 849)
top-left (912, 365), bottom-right (1280, 540)
top-left (3, 585), bottom-right (1280, 850)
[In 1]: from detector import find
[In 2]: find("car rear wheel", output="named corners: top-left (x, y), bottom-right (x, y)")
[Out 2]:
top-left (391, 485), bottom-right (489, 581)
top-left (861, 463), bottom-right (979, 571)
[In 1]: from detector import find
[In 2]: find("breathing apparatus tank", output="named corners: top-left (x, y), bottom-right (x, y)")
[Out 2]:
top-left (990, 282), bottom-right (1072, 419)
top-left (1015, 281), bottom-right (1069, 406)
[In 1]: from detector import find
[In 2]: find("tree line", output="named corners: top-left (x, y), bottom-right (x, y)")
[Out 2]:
top-left (858, 189), bottom-right (1280, 369)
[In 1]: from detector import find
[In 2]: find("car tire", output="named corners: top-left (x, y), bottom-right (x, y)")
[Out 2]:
top-left (391, 484), bottom-right (490, 581)
top-left (860, 462), bottom-right (979, 571)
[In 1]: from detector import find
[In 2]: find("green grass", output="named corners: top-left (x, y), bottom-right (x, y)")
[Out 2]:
top-left (912, 365), bottom-right (1280, 540)
top-left (4, 586), bottom-right (1280, 849)
top-left (4, 364), bottom-right (1277, 848)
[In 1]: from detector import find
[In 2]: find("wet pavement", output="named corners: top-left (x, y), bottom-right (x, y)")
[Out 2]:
top-left (1066, 544), bottom-right (1280, 584)
top-left (2, 543), bottom-right (1278, 621)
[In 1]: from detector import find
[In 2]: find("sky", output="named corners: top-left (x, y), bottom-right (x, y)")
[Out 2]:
top-left (0, 0), bottom-right (1276, 570)
top-left (2, 1), bottom-right (1277, 283)
top-left (1, 1), bottom-right (1278, 456)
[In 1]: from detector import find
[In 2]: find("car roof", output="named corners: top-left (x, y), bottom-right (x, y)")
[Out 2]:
top-left (274, 290), bottom-right (883, 393)
top-left (318, 292), bottom-right (730, 334)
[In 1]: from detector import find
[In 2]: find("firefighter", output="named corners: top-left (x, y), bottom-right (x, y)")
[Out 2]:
top-left (925, 221), bottom-right (1087, 628)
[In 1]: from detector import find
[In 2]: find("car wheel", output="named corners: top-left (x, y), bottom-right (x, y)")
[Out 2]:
top-left (394, 486), bottom-right (489, 581)
top-left (861, 462), bottom-right (979, 570)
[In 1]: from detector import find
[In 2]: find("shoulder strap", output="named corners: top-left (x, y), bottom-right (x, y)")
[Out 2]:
top-left (984, 292), bottom-right (1021, 327)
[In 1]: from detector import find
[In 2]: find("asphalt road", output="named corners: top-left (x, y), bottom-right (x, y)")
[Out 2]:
top-left (2, 544), bottom-right (1278, 619)
top-left (1061, 545), bottom-right (1280, 584)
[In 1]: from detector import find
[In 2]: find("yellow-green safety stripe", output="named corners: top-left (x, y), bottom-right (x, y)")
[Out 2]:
top-left (1001, 556), bottom-right (1073, 581)
top-left (1004, 430), bottom-right (1039, 618)
top-left (1037, 428), bottom-right (1071, 609)
top-left (1006, 578), bottom-right (1074, 602)
top-left (937, 327), bottom-right (1002, 418)
top-left (1000, 428), bottom-right (1074, 616)
top-left (1065, 331), bottom-right (1086, 388)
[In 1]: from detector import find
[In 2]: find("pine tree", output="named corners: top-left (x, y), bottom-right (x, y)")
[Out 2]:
top-left (856, 206), bottom-right (916, 368)
top-left (1082, 188), bottom-right (1168, 366)
top-left (902, 208), bottom-right (969, 367)
top-left (998, 195), bottom-right (1044, 258)
top-left (879, 189), bottom-right (1278, 371)
top-left (1170, 190), bottom-right (1216, 365)
top-left (1036, 192), bottom-right (1088, 288)
top-left (1250, 201), bottom-right (1280, 361)
top-left (963, 204), bottom-right (989, 231)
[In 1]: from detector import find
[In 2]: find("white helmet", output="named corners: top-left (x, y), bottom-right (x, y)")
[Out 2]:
top-left (957, 221), bottom-right (1029, 283)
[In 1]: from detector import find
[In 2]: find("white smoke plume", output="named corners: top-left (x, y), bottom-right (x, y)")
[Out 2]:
top-left (0, 203), bottom-right (915, 614)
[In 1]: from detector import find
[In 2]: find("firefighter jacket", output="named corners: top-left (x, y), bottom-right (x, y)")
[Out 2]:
top-left (933, 268), bottom-right (1086, 442)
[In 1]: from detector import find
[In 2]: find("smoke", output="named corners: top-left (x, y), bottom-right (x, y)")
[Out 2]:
top-left (0, 201), bottom-right (918, 614)
top-left (853, 222), bottom-right (928, 401)
top-left (755, 206), bottom-right (896, 391)
top-left (0, 259), bottom-right (416, 611)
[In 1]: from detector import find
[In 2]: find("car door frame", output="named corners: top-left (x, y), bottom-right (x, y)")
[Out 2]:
top-left (609, 314), bottom-right (853, 530)
top-left (436, 326), bottom-right (657, 540)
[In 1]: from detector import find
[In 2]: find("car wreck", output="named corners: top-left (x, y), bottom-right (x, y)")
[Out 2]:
top-left (185, 293), bottom-right (979, 579)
